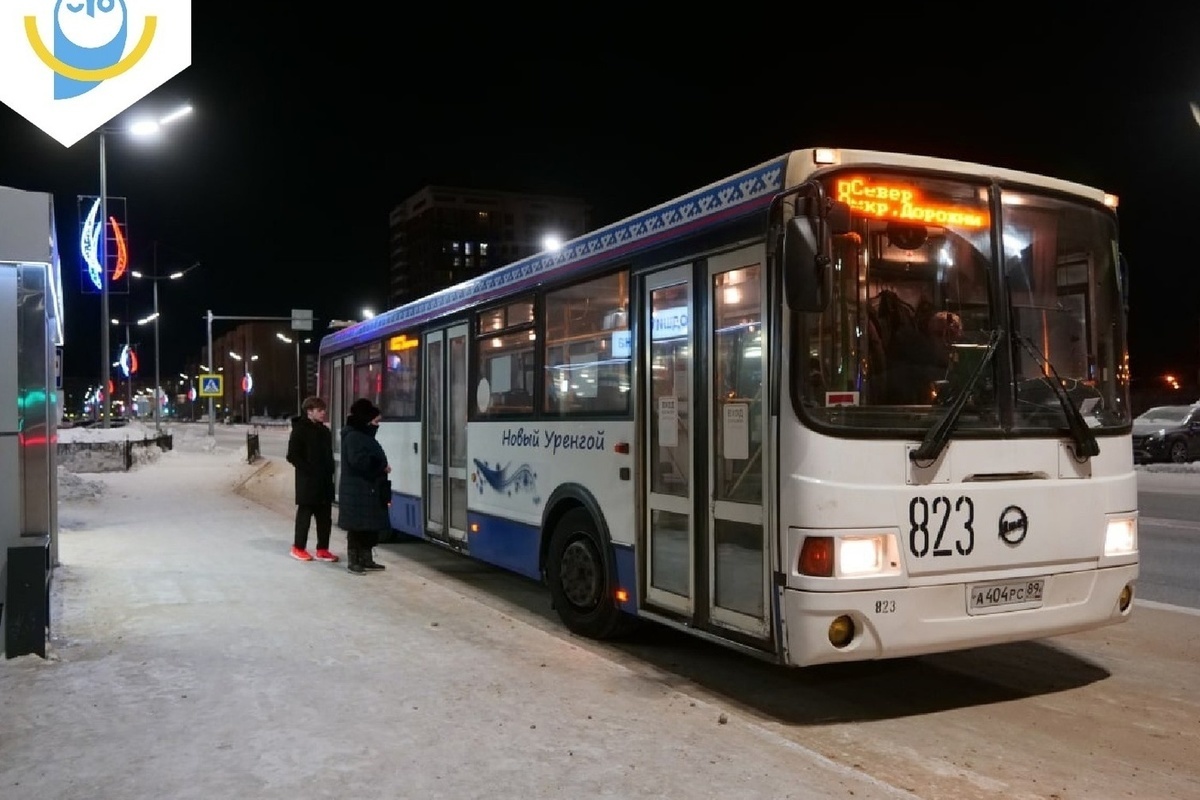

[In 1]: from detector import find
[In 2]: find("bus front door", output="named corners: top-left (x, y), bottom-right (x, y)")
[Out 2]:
top-left (644, 265), bottom-right (694, 617)
top-left (424, 323), bottom-right (469, 548)
top-left (707, 251), bottom-right (769, 640)
top-left (642, 248), bottom-right (771, 644)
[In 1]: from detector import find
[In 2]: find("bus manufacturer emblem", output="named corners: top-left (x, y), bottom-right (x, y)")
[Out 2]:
top-left (998, 505), bottom-right (1029, 545)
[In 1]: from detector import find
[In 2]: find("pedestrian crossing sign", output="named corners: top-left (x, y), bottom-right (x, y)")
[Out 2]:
top-left (198, 374), bottom-right (223, 397)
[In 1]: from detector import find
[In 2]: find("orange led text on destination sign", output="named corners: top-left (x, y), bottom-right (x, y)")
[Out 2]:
top-left (835, 177), bottom-right (989, 229)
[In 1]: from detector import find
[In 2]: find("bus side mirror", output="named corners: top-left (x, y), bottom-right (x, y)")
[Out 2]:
top-left (782, 198), bottom-right (850, 312)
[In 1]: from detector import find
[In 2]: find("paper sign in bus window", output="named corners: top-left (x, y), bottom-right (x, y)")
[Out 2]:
top-left (658, 396), bottom-right (678, 447)
top-left (723, 401), bottom-right (750, 460)
top-left (490, 354), bottom-right (512, 393)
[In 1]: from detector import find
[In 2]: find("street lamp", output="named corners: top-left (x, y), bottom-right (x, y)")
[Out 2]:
top-left (133, 250), bottom-right (200, 433)
top-left (95, 103), bottom-right (193, 428)
top-left (229, 351), bottom-right (258, 423)
top-left (111, 315), bottom-right (148, 415)
top-left (276, 332), bottom-right (302, 415)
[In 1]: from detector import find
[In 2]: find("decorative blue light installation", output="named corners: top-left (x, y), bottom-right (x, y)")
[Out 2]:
top-left (80, 197), bottom-right (103, 290)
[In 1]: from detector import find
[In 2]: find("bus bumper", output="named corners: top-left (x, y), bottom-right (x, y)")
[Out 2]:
top-left (780, 564), bottom-right (1137, 668)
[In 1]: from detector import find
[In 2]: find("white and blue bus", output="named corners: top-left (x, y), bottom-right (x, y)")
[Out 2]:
top-left (318, 147), bottom-right (1138, 667)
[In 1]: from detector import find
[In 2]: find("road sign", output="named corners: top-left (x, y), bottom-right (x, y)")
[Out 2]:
top-left (198, 374), bottom-right (223, 397)
top-left (292, 308), bottom-right (314, 331)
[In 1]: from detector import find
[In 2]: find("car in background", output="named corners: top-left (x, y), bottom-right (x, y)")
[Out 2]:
top-left (1132, 404), bottom-right (1200, 464)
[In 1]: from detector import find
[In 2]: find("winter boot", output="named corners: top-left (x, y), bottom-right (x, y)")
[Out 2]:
top-left (362, 547), bottom-right (386, 571)
top-left (346, 546), bottom-right (366, 575)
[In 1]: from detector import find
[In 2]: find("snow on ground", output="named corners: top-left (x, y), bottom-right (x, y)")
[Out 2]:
top-left (55, 420), bottom-right (255, 502)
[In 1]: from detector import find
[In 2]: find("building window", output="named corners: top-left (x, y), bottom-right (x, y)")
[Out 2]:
top-left (544, 271), bottom-right (630, 415)
top-left (480, 242), bottom-right (489, 256)
top-left (464, 242), bottom-right (473, 255)
top-left (477, 211), bottom-right (489, 223)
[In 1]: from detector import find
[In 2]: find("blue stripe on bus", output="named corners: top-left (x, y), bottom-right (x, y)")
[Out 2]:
top-left (612, 542), bottom-right (638, 614)
top-left (321, 156), bottom-right (786, 353)
top-left (464, 513), bottom-right (639, 614)
top-left (466, 512), bottom-right (542, 580)
top-left (388, 491), bottom-right (423, 537)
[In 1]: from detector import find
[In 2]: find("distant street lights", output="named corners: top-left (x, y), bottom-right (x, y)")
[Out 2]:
top-left (133, 249), bottom-right (201, 433)
top-left (95, 103), bottom-right (193, 428)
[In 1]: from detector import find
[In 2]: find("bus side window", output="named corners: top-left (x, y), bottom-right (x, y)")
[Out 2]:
top-left (474, 298), bottom-right (537, 417)
top-left (543, 270), bottom-right (631, 416)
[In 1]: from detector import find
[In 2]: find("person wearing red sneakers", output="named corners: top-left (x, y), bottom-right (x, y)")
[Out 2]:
top-left (286, 396), bottom-right (338, 563)
top-left (336, 398), bottom-right (391, 575)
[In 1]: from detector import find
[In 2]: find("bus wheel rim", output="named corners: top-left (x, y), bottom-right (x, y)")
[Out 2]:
top-left (560, 539), bottom-right (599, 608)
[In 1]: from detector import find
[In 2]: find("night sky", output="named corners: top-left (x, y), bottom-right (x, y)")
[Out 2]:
top-left (2, 6), bottom-right (1199, 391)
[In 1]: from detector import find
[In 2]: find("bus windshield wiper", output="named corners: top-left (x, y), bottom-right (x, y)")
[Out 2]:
top-left (910, 329), bottom-right (1001, 463)
top-left (1013, 335), bottom-right (1100, 459)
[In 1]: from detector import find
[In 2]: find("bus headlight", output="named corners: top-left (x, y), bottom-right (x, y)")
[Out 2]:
top-left (838, 534), bottom-right (901, 577)
top-left (1104, 516), bottom-right (1137, 556)
top-left (798, 532), bottom-right (902, 578)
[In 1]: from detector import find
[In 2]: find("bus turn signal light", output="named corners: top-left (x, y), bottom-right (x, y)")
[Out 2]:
top-left (799, 536), bottom-right (834, 577)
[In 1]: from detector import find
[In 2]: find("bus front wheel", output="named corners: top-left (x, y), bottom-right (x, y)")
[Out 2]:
top-left (547, 507), bottom-right (627, 639)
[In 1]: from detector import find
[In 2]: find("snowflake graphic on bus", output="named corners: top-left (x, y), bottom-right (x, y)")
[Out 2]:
top-left (473, 459), bottom-right (539, 505)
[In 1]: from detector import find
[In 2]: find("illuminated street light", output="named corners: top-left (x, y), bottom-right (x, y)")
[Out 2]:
top-left (128, 104), bottom-right (194, 138)
top-left (541, 233), bottom-right (563, 252)
top-left (277, 332), bottom-right (302, 415)
top-left (132, 251), bottom-right (201, 433)
top-left (94, 102), bottom-right (194, 427)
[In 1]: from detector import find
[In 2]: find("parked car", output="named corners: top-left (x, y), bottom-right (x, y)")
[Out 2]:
top-left (1131, 404), bottom-right (1200, 464)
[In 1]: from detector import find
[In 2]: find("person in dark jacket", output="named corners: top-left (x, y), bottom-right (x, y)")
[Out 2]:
top-left (286, 396), bottom-right (338, 562)
top-left (337, 398), bottom-right (391, 575)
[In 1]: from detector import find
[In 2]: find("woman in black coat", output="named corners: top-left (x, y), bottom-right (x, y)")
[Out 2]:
top-left (337, 398), bottom-right (392, 575)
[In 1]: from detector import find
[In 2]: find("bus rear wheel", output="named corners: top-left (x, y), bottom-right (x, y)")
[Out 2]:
top-left (547, 507), bottom-right (628, 639)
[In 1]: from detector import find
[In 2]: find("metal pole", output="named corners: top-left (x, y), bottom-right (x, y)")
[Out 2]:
top-left (153, 275), bottom-right (161, 433)
top-left (99, 131), bottom-right (111, 427)
top-left (294, 338), bottom-right (301, 414)
top-left (126, 322), bottom-right (133, 413)
top-left (206, 309), bottom-right (215, 437)
top-left (150, 243), bottom-right (162, 433)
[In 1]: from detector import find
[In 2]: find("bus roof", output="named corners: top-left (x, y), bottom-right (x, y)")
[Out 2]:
top-left (321, 146), bottom-right (1114, 354)
top-left (320, 153), bottom-right (789, 353)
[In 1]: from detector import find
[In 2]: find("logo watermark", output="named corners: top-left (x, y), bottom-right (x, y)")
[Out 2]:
top-left (0, 1), bottom-right (191, 147)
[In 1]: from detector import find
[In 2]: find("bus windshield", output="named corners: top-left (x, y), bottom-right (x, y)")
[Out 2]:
top-left (796, 170), bottom-right (1130, 436)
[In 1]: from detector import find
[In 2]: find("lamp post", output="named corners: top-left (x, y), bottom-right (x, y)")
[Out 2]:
top-left (95, 103), bottom-right (194, 428)
top-left (110, 315), bottom-right (143, 415)
top-left (276, 332), bottom-right (300, 415)
top-left (229, 351), bottom-right (258, 423)
top-left (180, 372), bottom-right (199, 421)
top-left (134, 250), bottom-right (200, 433)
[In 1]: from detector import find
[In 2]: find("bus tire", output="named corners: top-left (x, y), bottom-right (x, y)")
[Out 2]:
top-left (546, 507), bottom-right (628, 640)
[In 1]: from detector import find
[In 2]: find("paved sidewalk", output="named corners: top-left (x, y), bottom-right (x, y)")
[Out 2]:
top-left (0, 442), bottom-right (911, 800)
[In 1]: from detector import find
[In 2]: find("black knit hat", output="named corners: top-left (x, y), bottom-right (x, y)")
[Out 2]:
top-left (349, 398), bottom-right (380, 422)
